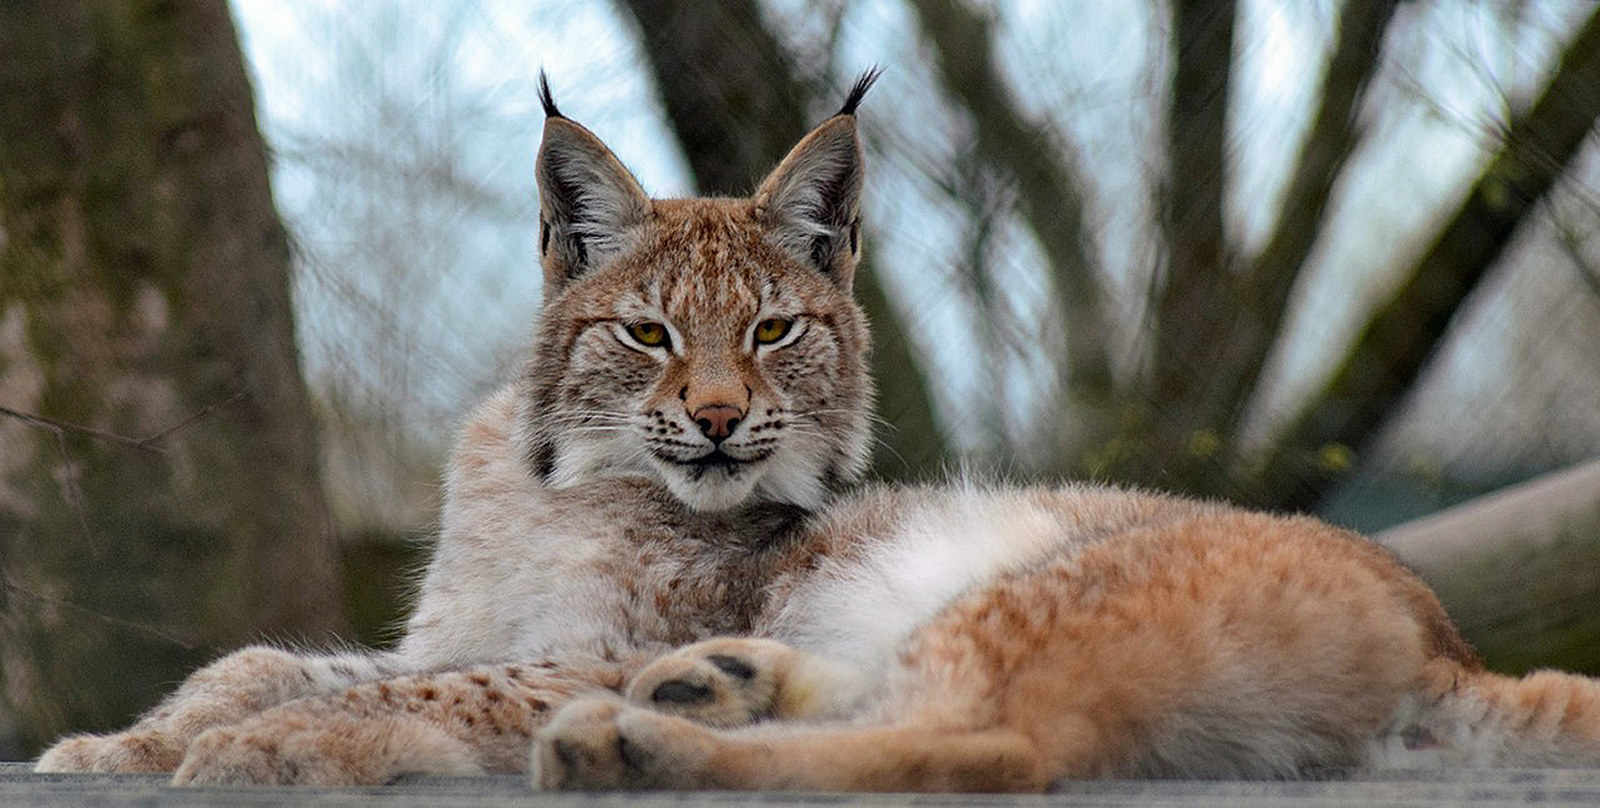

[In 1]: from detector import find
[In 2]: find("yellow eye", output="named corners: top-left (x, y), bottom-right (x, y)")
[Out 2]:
top-left (754, 318), bottom-right (792, 345)
top-left (627, 321), bottom-right (669, 348)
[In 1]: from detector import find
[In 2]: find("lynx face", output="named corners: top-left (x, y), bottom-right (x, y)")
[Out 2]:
top-left (517, 85), bottom-right (876, 512)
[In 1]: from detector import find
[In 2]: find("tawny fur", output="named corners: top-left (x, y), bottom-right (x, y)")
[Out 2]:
top-left (37, 76), bottom-right (1600, 791)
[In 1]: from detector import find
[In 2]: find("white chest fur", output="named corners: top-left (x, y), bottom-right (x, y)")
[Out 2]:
top-left (764, 490), bottom-right (1092, 672)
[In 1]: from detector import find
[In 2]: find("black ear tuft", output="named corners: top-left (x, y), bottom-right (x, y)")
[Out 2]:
top-left (837, 67), bottom-right (883, 117)
top-left (539, 70), bottom-right (564, 119)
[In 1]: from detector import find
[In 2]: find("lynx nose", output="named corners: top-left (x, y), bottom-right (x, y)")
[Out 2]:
top-left (692, 405), bottom-right (744, 443)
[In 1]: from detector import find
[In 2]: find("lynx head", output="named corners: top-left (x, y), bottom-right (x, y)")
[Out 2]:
top-left (517, 72), bottom-right (880, 512)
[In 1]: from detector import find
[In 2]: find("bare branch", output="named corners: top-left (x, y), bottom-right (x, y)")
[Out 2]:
top-left (0, 391), bottom-right (247, 454)
top-left (0, 392), bottom-right (245, 548)
top-left (1221, 0), bottom-right (1403, 431)
top-left (136, 390), bottom-right (248, 445)
top-left (906, 0), bottom-right (1114, 405)
top-left (1252, 8), bottom-right (1600, 510)
top-left (0, 405), bottom-right (167, 455)
top-left (1, 573), bottom-right (198, 651)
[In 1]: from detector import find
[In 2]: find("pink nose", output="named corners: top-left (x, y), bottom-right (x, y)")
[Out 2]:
top-left (691, 405), bottom-right (744, 441)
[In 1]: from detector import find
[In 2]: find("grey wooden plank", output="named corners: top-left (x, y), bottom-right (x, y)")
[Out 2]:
top-left (7, 763), bottom-right (1600, 807)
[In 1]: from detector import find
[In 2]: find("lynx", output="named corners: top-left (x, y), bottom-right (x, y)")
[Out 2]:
top-left (39, 73), bottom-right (1600, 791)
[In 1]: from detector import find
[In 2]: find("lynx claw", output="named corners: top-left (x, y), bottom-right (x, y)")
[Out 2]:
top-left (35, 731), bottom-right (184, 774)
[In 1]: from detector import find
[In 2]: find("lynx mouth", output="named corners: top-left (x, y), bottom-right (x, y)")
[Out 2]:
top-left (653, 447), bottom-right (790, 511)
top-left (671, 448), bottom-right (774, 480)
top-left (685, 449), bottom-right (741, 470)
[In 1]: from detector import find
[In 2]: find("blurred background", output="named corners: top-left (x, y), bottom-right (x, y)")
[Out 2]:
top-left (2, 0), bottom-right (1598, 759)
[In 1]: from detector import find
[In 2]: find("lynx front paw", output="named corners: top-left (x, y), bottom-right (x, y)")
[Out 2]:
top-left (172, 726), bottom-right (303, 786)
top-left (531, 697), bottom-right (724, 791)
top-left (35, 731), bottom-right (184, 773)
top-left (624, 638), bottom-right (799, 728)
top-left (625, 637), bottom-right (858, 727)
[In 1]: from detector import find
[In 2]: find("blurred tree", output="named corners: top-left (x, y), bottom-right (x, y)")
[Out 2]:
top-left (901, 1), bottom-right (1600, 511)
top-left (906, 0), bottom-right (1115, 460)
top-left (1251, 6), bottom-right (1600, 509)
top-left (609, 0), bottom-right (1600, 510)
top-left (232, 0), bottom-right (1600, 517)
top-left (0, 0), bottom-right (344, 754)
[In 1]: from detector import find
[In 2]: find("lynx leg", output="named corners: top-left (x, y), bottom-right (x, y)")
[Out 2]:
top-left (174, 712), bottom-right (482, 786)
top-left (533, 698), bottom-right (1047, 792)
top-left (625, 637), bottom-right (863, 728)
top-left (171, 656), bottom-right (629, 785)
top-left (35, 646), bottom-right (396, 774)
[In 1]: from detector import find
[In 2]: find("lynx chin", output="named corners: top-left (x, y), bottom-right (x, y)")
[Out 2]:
top-left (36, 70), bottom-right (1600, 792)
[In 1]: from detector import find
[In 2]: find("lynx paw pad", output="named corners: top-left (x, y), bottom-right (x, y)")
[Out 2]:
top-left (625, 638), bottom-right (793, 727)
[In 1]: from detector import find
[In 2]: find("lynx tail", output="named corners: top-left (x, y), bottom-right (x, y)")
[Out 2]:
top-left (1426, 666), bottom-right (1600, 766)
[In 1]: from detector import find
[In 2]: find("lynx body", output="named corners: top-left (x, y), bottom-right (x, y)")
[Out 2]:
top-left (37, 74), bottom-right (1600, 791)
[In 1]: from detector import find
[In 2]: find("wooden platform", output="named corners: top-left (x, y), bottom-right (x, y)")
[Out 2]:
top-left (8, 764), bottom-right (1600, 807)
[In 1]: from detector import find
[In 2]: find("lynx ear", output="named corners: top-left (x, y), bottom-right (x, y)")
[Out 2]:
top-left (535, 79), bottom-right (651, 293)
top-left (754, 114), bottom-right (866, 291)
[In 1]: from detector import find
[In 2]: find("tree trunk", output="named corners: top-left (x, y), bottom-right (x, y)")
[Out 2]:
top-left (1141, 0), bottom-right (1240, 491)
top-left (615, 0), bottom-right (948, 479)
top-left (0, 0), bottom-right (344, 755)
